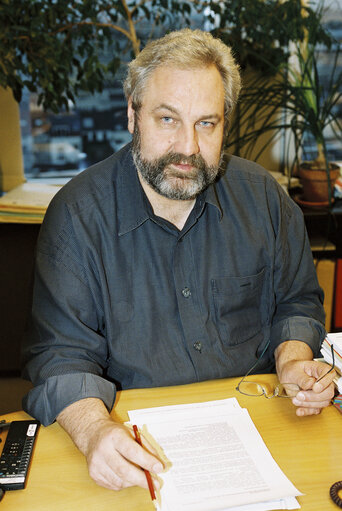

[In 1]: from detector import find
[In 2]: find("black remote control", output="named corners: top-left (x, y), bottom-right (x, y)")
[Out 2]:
top-left (0, 420), bottom-right (40, 490)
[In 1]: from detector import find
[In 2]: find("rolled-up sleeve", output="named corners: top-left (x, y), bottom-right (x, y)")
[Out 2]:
top-left (22, 373), bottom-right (115, 426)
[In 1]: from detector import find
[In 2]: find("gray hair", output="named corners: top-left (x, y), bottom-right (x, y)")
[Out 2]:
top-left (124, 29), bottom-right (241, 130)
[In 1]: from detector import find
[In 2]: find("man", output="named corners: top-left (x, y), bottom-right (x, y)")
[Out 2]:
top-left (22, 29), bottom-right (335, 493)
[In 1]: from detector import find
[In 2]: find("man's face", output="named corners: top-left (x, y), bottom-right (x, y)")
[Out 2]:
top-left (128, 65), bottom-right (226, 200)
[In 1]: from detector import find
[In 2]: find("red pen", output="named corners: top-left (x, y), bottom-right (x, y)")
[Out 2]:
top-left (133, 425), bottom-right (157, 504)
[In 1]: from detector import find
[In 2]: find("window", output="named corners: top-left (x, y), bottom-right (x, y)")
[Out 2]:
top-left (20, 77), bottom-right (131, 183)
top-left (19, 2), bottom-right (341, 182)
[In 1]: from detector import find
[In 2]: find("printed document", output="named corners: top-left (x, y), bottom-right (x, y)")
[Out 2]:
top-left (128, 399), bottom-right (301, 511)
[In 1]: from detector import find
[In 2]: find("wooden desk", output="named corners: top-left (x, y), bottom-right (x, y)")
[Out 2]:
top-left (1, 375), bottom-right (341, 510)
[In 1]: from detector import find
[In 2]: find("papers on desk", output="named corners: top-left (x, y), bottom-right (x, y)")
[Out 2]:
top-left (128, 398), bottom-right (302, 511)
top-left (0, 182), bottom-right (62, 223)
top-left (320, 332), bottom-right (342, 392)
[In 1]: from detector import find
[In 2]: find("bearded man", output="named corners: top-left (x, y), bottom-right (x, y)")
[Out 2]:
top-left (22, 29), bottom-right (334, 493)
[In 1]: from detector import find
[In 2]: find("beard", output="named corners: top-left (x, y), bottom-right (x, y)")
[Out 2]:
top-left (131, 123), bottom-right (224, 200)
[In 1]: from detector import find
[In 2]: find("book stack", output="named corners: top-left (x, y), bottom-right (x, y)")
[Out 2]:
top-left (320, 332), bottom-right (342, 392)
top-left (0, 182), bottom-right (62, 223)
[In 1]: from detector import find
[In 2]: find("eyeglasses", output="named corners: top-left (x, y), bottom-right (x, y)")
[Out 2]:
top-left (235, 342), bottom-right (335, 399)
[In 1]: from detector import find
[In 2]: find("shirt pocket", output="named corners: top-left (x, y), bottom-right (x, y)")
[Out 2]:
top-left (211, 268), bottom-right (266, 346)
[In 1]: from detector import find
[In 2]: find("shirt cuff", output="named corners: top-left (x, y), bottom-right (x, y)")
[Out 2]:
top-left (22, 373), bottom-right (116, 426)
top-left (269, 316), bottom-right (325, 357)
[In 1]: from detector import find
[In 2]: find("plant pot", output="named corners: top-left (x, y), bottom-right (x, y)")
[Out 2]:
top-left (298, 161), bottom-right (340, 204)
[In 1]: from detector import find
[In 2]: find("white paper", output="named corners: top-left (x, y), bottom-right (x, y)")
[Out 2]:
top-left (128, 398), bottom-right (302, 511)
top-left (221, 496), bottom-right (300, 511)
top-left (327, 332), bottom-right (342, 352)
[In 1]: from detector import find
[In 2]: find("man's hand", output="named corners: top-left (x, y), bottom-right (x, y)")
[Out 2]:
top-left (57, 398), bottom-right (164, 491)
top-left (275, 340), bottom-right (336, 417)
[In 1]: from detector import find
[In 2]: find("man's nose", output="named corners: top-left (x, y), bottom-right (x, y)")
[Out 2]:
top-left (174, 125), bottom-right (200, 156)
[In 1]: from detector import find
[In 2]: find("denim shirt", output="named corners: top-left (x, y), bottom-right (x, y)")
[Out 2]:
top-left (22, 144), bottom-right (325, 425)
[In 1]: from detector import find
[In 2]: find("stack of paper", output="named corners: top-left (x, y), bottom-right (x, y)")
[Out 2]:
top-left (0, 182), bottom-right (62, 223)
top-left (128, 398), bottom-right (302, 511)
top-left (320, 332), bottom-right (342, 392)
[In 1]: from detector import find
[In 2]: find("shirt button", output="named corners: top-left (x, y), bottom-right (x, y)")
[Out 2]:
top-left (193, 341), bottom-right (202, 352)
top-left (182, 287), bottom-right (191, 298)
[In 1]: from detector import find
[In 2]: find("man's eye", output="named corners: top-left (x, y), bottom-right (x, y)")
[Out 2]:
top-left (198, 120), bottom-right (214, 128)
top-left (161, 116), bottom-right (173, 124)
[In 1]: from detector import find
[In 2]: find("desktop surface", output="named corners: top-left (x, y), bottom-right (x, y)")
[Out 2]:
top-left (0, 374), bottom-right (341, 510)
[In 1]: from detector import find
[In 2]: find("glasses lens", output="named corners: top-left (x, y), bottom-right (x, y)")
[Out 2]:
top-left (276, 383), bottom-right (300, 397)
top-left (238, 382), bottom-right (265, 396)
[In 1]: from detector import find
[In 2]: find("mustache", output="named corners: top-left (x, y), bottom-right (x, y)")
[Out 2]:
top-left (155, 152), bottom-right (207, 168)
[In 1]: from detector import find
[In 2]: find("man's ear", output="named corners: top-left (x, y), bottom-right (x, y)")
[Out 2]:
top-left (127, 98), bottom-right (135, 134)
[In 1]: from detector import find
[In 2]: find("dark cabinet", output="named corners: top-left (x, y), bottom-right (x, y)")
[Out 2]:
top-left (0, 224), bottom-right (40, 373)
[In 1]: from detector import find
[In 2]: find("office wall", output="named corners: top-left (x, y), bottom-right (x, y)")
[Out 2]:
top-left (0, 87), bottom-right (25, 192)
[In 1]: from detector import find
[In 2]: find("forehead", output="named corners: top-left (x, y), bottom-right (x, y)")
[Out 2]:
top-left (140, 64), bottom-right (225, 115)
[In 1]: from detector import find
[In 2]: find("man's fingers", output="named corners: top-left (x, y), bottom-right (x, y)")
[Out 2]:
top-left (296, 407), bottom-right (321, 417)
top-left (282, 383), bottom-right (301, 397)
top-left (312, 370), bottom-right (337, 393)
top-left (296, 374), bottom-right (316, 391)
top-left (292, 383), bottom-right (335, 412)
top-left (293, 396), bottom-right (332, 409)
top-left (108, 453), bottom-right (151, 489)
top-left (86, 422), bottom-right (163, 491)
top-left (89, 454), bottom-right (153, 491)
top-left (277, 359), bottom-right (336, 417)
top-left (135, 431), bottom-right (162, 462)
top-left (301, 363), bottom-right (336, 390)
top-left (299, 383), bottom-right (334, 402)
top-left (88, 459), bottom-right (128, 490)
top-left (122, 431), bottom-right (163, 474)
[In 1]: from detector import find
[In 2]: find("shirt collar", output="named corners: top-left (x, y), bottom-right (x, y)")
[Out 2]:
top-left (203, 181), bottom-right (223, 220)
top-left (117, 145), bottom-right (150, 236)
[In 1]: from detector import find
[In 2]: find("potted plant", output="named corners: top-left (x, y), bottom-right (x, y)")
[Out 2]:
top-left (285, 14), bottom-right (342, 206)
top-left (225, 1), bottom-right (342, 206)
